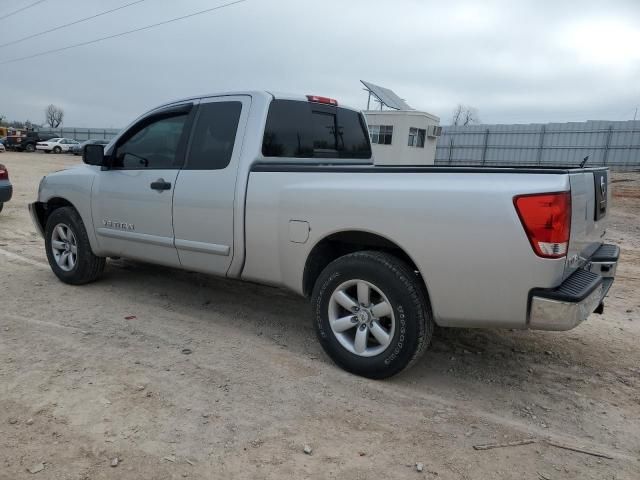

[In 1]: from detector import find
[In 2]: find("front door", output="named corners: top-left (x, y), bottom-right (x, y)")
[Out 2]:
top-left (172, 95), bottom-right (250, 275)
top-left (92, 106), bottom-right (193, 266)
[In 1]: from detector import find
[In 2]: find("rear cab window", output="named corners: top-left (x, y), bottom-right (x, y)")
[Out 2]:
top-left (262, 100), bottom-right (372, 160)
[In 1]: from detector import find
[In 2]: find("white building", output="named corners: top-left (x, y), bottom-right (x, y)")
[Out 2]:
top-left (365, 110), bottom-right (441, 166)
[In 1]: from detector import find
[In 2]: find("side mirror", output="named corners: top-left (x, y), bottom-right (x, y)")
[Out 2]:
top-left (83, 143), bottom-right (108, 167)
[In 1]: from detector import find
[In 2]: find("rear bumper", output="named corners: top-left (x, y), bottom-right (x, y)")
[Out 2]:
top-left (528, 244), bottom-right (619, 331)
top-left (0, 183), bottom-right (12, 203)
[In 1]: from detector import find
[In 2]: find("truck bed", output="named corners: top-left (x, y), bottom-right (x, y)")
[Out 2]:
top-left (244, 162), bottom-right (609, 329)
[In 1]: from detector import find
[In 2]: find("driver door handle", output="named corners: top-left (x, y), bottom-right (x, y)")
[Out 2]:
top-left (150, 178), bottom-right (171, 191)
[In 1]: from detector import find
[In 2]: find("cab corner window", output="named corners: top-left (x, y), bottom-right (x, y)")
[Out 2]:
top-left (114, 114), bottom-right (188, 169)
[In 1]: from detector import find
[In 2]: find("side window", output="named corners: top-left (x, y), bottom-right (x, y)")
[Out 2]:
top-left (408, 127), bottom-right (426, 148)
top-left (113, 114), bottom-right (188, 169)
top-left (185, 102), bottom-right (242, 170)
top-left (369, 125), bottom-right (393, 145)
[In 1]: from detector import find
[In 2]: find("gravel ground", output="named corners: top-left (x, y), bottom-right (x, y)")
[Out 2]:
top-left (1, 152), bottom-right (639, 479)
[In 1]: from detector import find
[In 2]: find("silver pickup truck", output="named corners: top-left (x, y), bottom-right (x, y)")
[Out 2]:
top-left (29, 91), bottom-right (619, 378)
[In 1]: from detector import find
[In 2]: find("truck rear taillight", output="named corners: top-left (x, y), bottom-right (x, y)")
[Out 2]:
top-left (514, 192), bottom-right (571, 259)
top-left (306, 95), bottom-right (338, 106)
top-left (0, 164), bottom-right (8, 180)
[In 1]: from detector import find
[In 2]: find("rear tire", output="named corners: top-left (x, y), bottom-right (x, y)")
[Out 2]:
top-left (44, 207), bottom-right (105, 285)
top-left (311, 251), bottom-right (433, 379)
top-left (0, 203), bottom-right (3, 213)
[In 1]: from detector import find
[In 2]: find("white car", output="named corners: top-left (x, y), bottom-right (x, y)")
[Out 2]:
top-left (0, 142), bottom-right (5, 153)
top-left (36, 138), bottom-right (79, 154)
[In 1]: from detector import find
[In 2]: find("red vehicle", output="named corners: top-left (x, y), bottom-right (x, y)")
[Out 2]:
top-left (0, 163), bottom-right (12, 213)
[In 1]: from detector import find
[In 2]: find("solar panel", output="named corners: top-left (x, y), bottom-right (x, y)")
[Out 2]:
top-left (361, 80), bottom-right (413, 111)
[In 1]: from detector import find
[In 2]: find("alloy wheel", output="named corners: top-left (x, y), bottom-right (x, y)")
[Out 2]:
top-left (328, 279), bottom-right (395, 357)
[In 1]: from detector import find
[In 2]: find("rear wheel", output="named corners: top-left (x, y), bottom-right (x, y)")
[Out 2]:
top-left (311, 251), bottom-right (433, 379)
top-left (0, 203), bottom-right (3, 213)
top-left (44, 207), bottom-right (105, 285)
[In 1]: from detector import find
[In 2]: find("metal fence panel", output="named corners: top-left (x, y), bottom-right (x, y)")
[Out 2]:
top-left (37, 120), bottom-right (640, 169)
top-left (37, 127), bottom-right (120, 141)
top-left (436, 120), bottom-right (640, 170)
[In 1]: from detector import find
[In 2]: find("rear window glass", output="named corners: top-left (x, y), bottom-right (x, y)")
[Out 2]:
top-left (262, 100), bottom-right (372, 159)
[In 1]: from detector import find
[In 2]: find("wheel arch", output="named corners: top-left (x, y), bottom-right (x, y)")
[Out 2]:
top-left (34, 197), bottom-right (77, 231)
top-left (35, 197), bottom-right (97, 251)
top-left (302, 229), bottom-right (431, 303)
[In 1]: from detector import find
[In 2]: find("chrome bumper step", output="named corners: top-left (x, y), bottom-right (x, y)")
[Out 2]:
top-left (528, 244), bottom-right (618, 331)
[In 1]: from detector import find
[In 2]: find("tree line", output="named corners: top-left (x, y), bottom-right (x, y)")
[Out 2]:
top-left (0, 104), bottom-right (65, 130)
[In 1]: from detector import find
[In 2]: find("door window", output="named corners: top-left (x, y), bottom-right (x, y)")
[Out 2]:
top-left (113, 114), bottom-right (188, 169)
top-left (185, 102), bottom-right (242, 170)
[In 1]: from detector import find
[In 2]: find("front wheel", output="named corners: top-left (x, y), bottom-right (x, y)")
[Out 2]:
top-left (24, 143), bottom-right (35, 152)
top-left (44, 207), bottom-right (105, 285)
top-left (53, 146), bottom-right (62, 154)
top-left (311, 251), bottom-right (433, 379)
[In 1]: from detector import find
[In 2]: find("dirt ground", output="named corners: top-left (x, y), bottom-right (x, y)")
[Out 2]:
top-left (0, 151), bottom-right (639, 480)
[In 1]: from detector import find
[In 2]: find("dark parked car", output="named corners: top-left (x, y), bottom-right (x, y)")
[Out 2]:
top-left (71, 139), bottom-right (110, 155)
top-left (5, 132), bottom-right (57, 152)
top-left (0, 163), bottom-right (12, 213)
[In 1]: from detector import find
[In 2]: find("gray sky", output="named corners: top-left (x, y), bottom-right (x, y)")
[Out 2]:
top-left (1, 0), bottom-right (639, 127)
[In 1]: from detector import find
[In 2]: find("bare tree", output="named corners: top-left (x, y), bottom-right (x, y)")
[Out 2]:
top-left (45, 104), bottom-right (64, 128)
top-left (451, 104), bottom-right (464, 126)
top-left (451, 104), bottom-right (480, 126)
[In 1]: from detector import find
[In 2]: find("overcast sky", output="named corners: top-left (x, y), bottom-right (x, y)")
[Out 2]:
top-left (1, 0), bottom-right (639, 127)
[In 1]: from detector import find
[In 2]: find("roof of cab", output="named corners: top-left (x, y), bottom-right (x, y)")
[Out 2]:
top-left (154, 90), bottom-right (360, 113)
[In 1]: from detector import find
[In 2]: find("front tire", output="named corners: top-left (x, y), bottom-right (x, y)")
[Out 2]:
top-left (53, 146), bottom-right (62, 154)
top-left (311, 251), bottom-right (433, 379)
top-left (25, 144), bottom-right (35, 152)
top-left (44, 207), bottom-right (105, 285)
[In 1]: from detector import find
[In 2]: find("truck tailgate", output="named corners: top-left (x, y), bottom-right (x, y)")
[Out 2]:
top-left (565, 168), bottom-right (611, 278)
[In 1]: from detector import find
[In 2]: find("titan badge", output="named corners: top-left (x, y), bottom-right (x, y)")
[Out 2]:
top-left (103, 219), bottom-right (135, 231)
